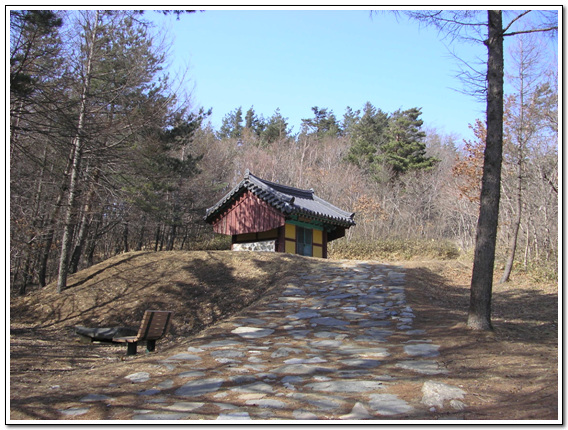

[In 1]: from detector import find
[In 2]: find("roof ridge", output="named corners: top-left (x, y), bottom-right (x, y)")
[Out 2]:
top-left (245, 172), bottom-right (295, 204)
top-left (247, 171), bottom-right (310, 191)
top-left (204, 170), bottom-right (355, 227)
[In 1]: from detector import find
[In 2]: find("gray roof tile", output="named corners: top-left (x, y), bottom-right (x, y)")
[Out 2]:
top-left (204, 170), bottom-right (355, 228)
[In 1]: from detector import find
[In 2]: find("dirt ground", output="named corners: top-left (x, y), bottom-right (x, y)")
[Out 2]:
top-left (9, 251), bottom-right (559, 421)
top-left (402, 260), bottom-right (559, 421)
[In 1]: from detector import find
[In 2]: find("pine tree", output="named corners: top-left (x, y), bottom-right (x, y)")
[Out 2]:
top-left (300, 106), bottom-right (341, 141)
top-left (345, 102), bottom-right (388, 170)
top-left (378, 107), bottom-right (437, 176)
top-left (218, 107), bottom-right (244, 139)
top-left (261, 108), bottom-right (290, 144)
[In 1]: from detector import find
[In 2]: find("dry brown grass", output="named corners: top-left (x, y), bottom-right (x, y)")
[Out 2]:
top-left (402, 259), bottom-right (558, 420)
top-left (11, 251), bottom-right (320, 337)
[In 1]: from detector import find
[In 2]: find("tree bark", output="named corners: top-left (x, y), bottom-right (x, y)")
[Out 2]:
top-left (69, 177), bottom-right (96, 273)
top-left (467, 10), bottom-right (504, 331)
top-left (56, 11), bottom-right (99, 293)
top-left (38, 182), bottom-right (67, 287)
top-left (499, 143), bottom-right (523, 283)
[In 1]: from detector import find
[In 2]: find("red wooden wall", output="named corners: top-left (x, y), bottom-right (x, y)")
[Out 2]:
top-left (212, 191), bottom-right (286, 236)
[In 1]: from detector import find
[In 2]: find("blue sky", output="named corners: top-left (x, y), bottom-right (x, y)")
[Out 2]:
top-left (150, 8), bottom-right (554, 142)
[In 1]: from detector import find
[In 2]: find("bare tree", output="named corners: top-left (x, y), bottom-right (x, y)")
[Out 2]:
top-left (397, 9), bottom-right (558, 330)
top-left (56, 11), bottom-right (101, 292)
top-left (499, 34), bottom-right (548, 283)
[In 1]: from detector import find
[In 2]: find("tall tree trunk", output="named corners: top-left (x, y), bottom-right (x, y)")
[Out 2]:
top-left (166, 224), bottom-right (176, 251)
top-left (499, 152), bottom-right (522, 283)
top-left (69, 166), bottom-right (100, 273)
top-left (467, 10), bottom-right (504, 331)
top-left (154, 225), bottom-right (161, 252)
top-left (85, 212), bottom-right (102, 267)
top-left (57, 11), bottom-right (99, 293)
top-left (38, 181), bottom-right (67, 287)
top-left (136, 215), bottom-right (146, 251)
top-left (123, 220), bottom-right (129, 253)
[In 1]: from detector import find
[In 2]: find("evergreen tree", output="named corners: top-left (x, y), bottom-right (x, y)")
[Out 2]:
top-left (378, 107), bottom-right (437, 176)
top-left (261, 108), bottom-right (290, 144)
top-left (342, 106), bottom-right (361, 138)
top-left (345, 102), bottom-right (389, 170)
top-left (345, 104), bottom-right (436, 180)
top-left (244, 106), bottom-right (266, 138)
top-left (218, 106), bottom-right (244, 139)
top-left (300, 106), bottom-right (341, 140)
top-left (10, 10), bottom-right (63, 97)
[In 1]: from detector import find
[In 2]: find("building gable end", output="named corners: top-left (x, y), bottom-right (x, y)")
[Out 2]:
top-left (212, 190), bottom-right (285, 236)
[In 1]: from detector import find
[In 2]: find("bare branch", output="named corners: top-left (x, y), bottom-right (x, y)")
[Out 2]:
top-left (502, 10), bottom-right (532, 34)
top-left (504, 26), bottom-right (559, 37)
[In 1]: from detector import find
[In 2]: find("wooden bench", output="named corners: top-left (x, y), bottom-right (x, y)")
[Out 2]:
top-left (113, 310), bottom-right (173, 356)
top-left (74, 326), bottom-right (137, 343)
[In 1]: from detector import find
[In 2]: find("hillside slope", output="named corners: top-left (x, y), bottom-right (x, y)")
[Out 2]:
top-left (10, 250), bottom-right (320, 338)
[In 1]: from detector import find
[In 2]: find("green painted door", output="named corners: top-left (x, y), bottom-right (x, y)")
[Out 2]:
top-left (296, 227), bottom-right (313, 256)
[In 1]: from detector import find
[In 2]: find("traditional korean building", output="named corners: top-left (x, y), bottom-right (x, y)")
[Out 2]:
top-left (204, 170), bottom-right (355, 258)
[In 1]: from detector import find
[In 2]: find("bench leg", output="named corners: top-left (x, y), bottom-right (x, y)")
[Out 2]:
top-left (126, 341), bottom-right (138, 356)
top-left (146, 340), bottom-right (156, 353)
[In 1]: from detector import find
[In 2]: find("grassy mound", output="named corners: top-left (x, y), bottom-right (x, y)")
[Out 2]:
top-left (10, 250), bottom-right (319, 338)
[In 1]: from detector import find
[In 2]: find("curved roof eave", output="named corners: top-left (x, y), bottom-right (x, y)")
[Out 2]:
top-left (204, 170), bottom-right (356, 227)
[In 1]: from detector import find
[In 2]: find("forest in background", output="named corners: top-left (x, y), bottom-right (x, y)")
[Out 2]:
top-left (9, 10), bottom-right (558, 295)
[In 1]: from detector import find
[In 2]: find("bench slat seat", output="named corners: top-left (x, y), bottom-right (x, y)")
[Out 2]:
top-left (113, 310), bottom-right (173, 356)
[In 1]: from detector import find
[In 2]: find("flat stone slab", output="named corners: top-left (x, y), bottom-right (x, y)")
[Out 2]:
top-left (338, 346), bottom-right (390, 357)
top-left (396, 360), bottom-right (448, 375)
top-left (133, 412), bottom-right (188, 420)
top-left (309, 339), bottom-right (343, 348)
top-left (273, 364), bottom-right (334, 375)
top-left (157, 379), bottom-right (174, 388)
top-left (163, 402), bottom-right (205, 412)
top-left (325, 293), bottom-right (354, 300)
top-left (217, 411), bottom-right (251, 420)
top-left (124, 372), bottom-right (151, 383)
top-left (271, 347), bottom-right (302, 358)
top-left (231, 327), bottom-right (275, 338)
top-left (80, 393), bottom-right (114, 402)
top-left (403, 343), bottom-right (440, 357)
top-left (174, 378), bottom-right (224, 397)
top-left (305, 380), bottom-right (384, 393)
top-left (211, 349), bottom-right (246, 358)
top-left (178, 371), bottom-right (206, 378)
top-left (289, 309), bottom-right (321, 319)
top-left (284, 357), bottom-right (327, 364)
top-left (138, 388), bottom-right (161, 396)
top-left (339, 358), bottom-right (382, 369)
top-left (245, 398), bottom-right (287, 409)
top-left (299, 395), bottom-right (344, 411)
top-left (368, 393), bottom-right (414, 416)
top-left (421, 381), bottom-right (466, 409)
top-left (310, 317), bottom-right (349, 327)
top-left (230, 382), bottom-right (275, 394)
top-left (199, 339), bottom-right (243, 348)
top-left (293, 410), bottom-right (319, 420)
top-left (234, 317), bottom-right (267, 325)
top-left (163, 353), bottom-right (202, 362)
top-left (59, 407), bottom-right (90, 416)
top-left (340, 402), bottom-right (373, 420)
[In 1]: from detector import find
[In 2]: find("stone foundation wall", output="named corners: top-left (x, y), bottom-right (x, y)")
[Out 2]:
top-left (232, 240), bottom-right (276, 252)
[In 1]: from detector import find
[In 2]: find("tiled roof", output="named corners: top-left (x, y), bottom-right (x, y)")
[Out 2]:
top-left (204, 170), bottom-right (356, 228)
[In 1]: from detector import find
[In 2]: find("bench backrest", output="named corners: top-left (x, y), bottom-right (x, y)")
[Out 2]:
top-left (136, 310), bottom-right (173, 341)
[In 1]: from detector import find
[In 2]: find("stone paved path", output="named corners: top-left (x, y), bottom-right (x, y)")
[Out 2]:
top-left (60, 260), bottom-right (467, 421)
